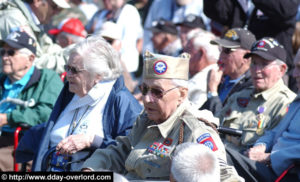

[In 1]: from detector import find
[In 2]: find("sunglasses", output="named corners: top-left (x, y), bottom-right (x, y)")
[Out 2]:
top-left (64, 65), bottom-right (85, 74)
top-left (222, 48), bottom-right (237, 54)
top-left (0, 49), bottom-right (16, 57)
top-left (138, 84), bottom-right (179, 99)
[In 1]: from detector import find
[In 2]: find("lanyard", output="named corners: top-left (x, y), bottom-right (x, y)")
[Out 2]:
top-left (67, 105), bottom-right (90, 136)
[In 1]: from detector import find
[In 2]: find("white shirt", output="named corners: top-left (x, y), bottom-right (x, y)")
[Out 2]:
top-left (50, 80), bottom-right (116, 170)
top-left (188, 64), bottom-right (218, 108)
top-left (90, 4), bottom-right (143, 73)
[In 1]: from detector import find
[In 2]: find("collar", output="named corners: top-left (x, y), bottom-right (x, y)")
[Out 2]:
top-left (228, 74), bottom-right (245, 84)
top-left (67, 79), bottom-right (116, 110)
top-left (4, 66), bottom-right (34, 89)
top-left (24, 2), bottom-right (40, 25)
top-left (151, 99), bottom-right (188, 138)
top-left (252, 79), bottom-right (285, 100)
top-left (293, 93), bottom-right (300, 101)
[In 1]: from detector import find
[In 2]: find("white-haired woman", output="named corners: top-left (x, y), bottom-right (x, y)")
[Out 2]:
top-left (16, 34), bottom-right (142, 171)
top-left (81, 51), bottom-right (241, 181)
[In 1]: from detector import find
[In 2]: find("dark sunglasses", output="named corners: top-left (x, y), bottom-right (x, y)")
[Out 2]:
top-left (222, 48), bottom-right (237, 54)
top-left (64, 65), bottom-right (85, 74)
top-left (0, 49), bottom-right (15, 57)
top-left (138, 84), bottom-right (179, 99)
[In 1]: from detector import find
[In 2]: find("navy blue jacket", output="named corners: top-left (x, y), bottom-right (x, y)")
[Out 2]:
top-left (16, 76), bottom-right (142, 171)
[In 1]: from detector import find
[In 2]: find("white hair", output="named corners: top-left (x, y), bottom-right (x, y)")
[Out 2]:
top-left (18, 48), bottom-right (34, 56)
top-left (171, 78), bottom-right (188, 88)
top-left (187, 31), bottom-right (220, 63)
top-left (171, 142), bottom-right (220, 182)
top-left (70, 34), bottom-right (123, 81)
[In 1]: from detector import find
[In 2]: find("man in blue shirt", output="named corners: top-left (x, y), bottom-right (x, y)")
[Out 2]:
top-left (201, 28), bottom-right (256, 115)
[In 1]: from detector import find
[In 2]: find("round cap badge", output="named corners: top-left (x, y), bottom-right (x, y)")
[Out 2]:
top-left (153, 60), bottom-right (167, 75)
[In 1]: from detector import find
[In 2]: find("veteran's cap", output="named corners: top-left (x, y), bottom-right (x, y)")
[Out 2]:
top-left (175, 14), bottom-right (206, 30)
top-left (148, 19), bottom-right (178, 35)
top-left (210, 28), bottom-right (256, 50)
top-left (244, 37), bottom-right (287, 62)
top-left (143, 51), bottom-right (190, 80)
top-left (0, 31), bottom-right (37, 55)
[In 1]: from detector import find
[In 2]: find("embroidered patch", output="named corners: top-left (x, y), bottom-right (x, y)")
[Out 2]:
top-left (237, 97), bottom-right (250, 108)
top-left (163, 138), bottom-right (173, 146)
top-left (147, 142), bottom-right (171, 158)
top-left (197, 133), bottom-right (218, 151)
top-left (153, 60), bottom-right (167, 75)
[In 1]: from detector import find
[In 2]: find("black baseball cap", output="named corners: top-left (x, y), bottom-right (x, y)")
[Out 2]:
top-left (0, 31), bottom-right (37, 55)
top-left (244, 37), bottom-right (286, 62)
top-left (148, 19), bottom-right (178, 35)
top-left (175, 14), bottom-right (206, 30)
top-left (210, 28), bottom-right (256, 50)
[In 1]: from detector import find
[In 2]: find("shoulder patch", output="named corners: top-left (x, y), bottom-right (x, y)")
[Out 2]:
top-left (197, 133), bottom-right (218, 151)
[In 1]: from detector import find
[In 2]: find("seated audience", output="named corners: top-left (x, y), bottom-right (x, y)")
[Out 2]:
top-left (0, 0), bottom-right (71, 74)
top-left (16, 34), bottom-right (142, 171)
top-left (201, 28), bottom-right (256, 115)
top-left (226, 48), bottom-right (300, 182)
top-left (0, 31), bottom-right (63, 171)
top-left (218, 37), bottom-right (296, 152)
top-left (81, 51), bottom-right (242, 181)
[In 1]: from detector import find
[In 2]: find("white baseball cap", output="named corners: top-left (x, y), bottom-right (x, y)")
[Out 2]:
top-left (99, 21), bottom-right (122, 40)
top-left (52, 0), bottom-right (70, 9)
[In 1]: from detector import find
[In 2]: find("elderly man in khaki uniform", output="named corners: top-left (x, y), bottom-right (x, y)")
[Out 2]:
top-left (218, 37), bottom-right (296, 152)
top-left (82, 51), bottom-right (242, 181)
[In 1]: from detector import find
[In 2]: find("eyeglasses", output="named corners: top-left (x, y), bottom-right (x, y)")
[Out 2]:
top-left (104, 38), bottom-right (114, 45)
top-left (138, 83), bottom-right (179, 99)
top-left (0, 49), bottom-right (16, 57)
top-left (222, 48), bottom-right (237, 55)
top-left (64, 65), bottom-right (85, 74)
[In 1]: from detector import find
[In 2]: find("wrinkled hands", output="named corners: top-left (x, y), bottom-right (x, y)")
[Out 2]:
top-left (246, 144), bottom-right (270, 164)
top-left (208, 68), bottom-right (223, 92)
top-left (56, 134), bottom-right (94, 155)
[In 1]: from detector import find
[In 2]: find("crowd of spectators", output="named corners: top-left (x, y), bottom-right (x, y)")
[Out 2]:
top-left (0, 0), bottom-right (300, 181)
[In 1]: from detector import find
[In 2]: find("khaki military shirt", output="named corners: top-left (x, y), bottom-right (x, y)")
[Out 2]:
top-left (218, 79), bottom-right (296, 151)
top-left (82, 101), bottom-right (242, 181)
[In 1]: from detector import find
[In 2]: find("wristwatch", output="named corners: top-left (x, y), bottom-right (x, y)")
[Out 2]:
top-left (207, 91), bottom-right (218, 99)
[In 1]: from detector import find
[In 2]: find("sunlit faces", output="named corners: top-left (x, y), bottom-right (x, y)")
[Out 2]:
top-left (141, 78), bottom-right (186, 124)
top-left (218, 48), bottom-right (249, 78)
top-left (66, 53), bottom-right (98, 97)
top-left (1, 45), bottom-right (32, 79)
top-left (250, 55), bottom-right (286, 92)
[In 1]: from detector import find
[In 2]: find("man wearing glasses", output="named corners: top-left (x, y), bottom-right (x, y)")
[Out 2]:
top-left (201, 28), bottom-right (256, 116)
top-left (0, 0), bottom-right (70, 74)
top-left (218, 37), bottom-right (296, 153)
top-left (0, 31), bottom-right (63, 171)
